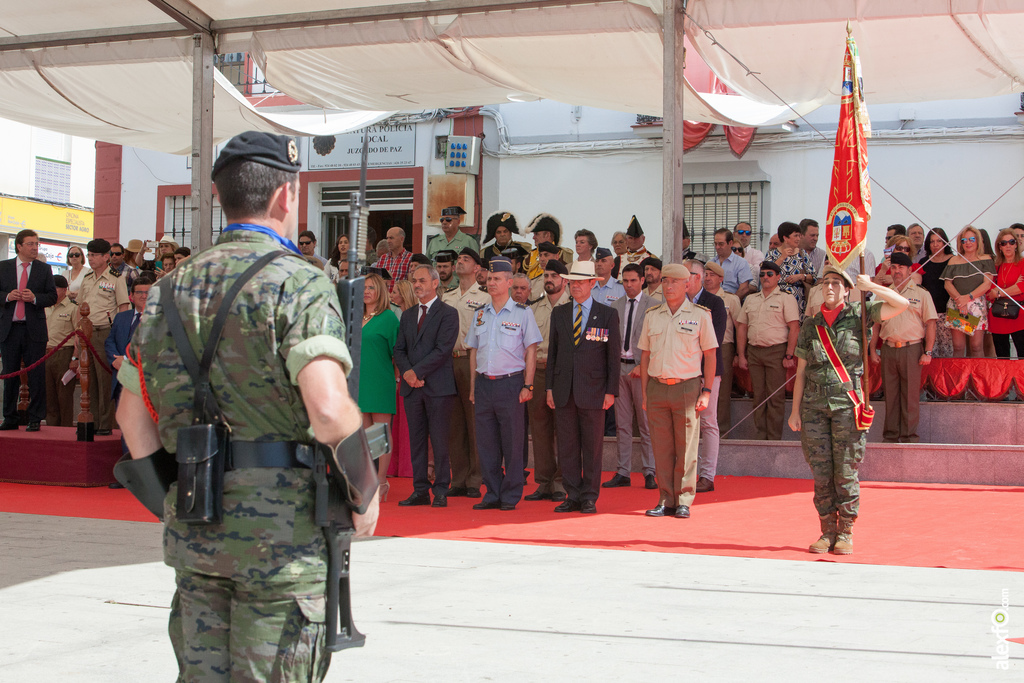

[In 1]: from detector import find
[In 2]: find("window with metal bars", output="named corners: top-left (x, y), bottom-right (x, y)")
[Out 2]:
top-left (684, 181), bottom-right (768, 254)
top-left (165, 195), bottom-right (227, 248)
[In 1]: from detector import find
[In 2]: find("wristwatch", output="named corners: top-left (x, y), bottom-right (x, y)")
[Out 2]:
top-left (923, 350), bottom-right (932, 356)
top-left (784, 354), bottom-right (795, 360)
top-left (523, 384), bottom-right (534, 391)
top-left (700, 387), bottom-right (712, 394)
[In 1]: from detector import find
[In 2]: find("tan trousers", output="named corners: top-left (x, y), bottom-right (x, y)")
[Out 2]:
top-left (87, 326), bottom-right (114, 431)
top-left (880, 341), bottom-right (923, 443)
top-left (647, 377), bottom-right (700, 508)
top-left (45, 346), bottom-right (76, 427)
top-left (747, 342), bottom-right (787, 440)
top-left (449, 355), bottom-right (482, 489)
top-left (527, 365), bottom-right (564, 495)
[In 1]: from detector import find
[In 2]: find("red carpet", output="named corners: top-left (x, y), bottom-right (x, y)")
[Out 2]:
top-left (2, 475), bottom-right (1021, 572)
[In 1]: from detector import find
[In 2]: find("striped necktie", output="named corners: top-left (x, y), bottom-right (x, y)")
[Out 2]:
top-left (573, 303), bottom-right (582, 346)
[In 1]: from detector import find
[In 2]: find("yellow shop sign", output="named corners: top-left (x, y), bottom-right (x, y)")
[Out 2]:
top-left (0, 196), bottom-right (93, 242)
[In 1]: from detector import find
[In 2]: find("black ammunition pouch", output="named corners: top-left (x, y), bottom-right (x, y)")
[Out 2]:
top-left (160, 251), bottom-right (288, 525)
top-left (113, 448), bottom-right (176, 520)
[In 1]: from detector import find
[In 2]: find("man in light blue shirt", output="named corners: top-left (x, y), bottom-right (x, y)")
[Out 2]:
top-left (712, 228), bottom-right (754, 299)
top-left (465, 256), bottom-right (542, 510)
top-left (591, 247), bottom-right (625, 305)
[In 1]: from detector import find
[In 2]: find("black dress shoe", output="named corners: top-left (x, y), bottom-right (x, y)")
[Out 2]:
top-left (0, 419), bottom-right (19, 431)
top-left (523, 489), bottom-right (551, 501)
top-left (96, 429), bottom-right (113, 436)
top-left (472, 500), bottom-right (500, 510)
top-left (553, 500), bottom-right (581, 513)
top-left (447, 486), bottom-right (468, 497)
top-left (500, 502), bottom-right (517, 511)
top-left (644, 473), bottom-right (657, 489)
top-left (550, 491), bottom-right (567, 502)
top-left (675, 505), bottom-right (691, 519)
top-left (25, 421), bottom-right (41, 432)
top-left (645, 504), bottom-right (669, 517)
top-left (580, 500), bottom-right (597, 514)
top-left (399, 493), bottom-right (431, 507)
top-left (601, 473), bottom-right (631, 488)
top-left (431, 495), bottom-right (448, 508)
top-left (465, 487), bottom-right (482, 498)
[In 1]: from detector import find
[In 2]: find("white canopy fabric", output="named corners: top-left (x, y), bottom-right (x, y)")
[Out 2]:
top-left (1, 0), bottom-right (1023, 152)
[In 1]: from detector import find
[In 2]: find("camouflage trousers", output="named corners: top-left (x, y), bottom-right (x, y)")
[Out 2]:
top-left (799, 402), bottom-right (866, 519)
top-left (163, 468), bottom-right (331, 683)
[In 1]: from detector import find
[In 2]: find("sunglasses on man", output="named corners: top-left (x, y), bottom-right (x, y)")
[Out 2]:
top-left (735, 230), bottom-right (752, 236)
top-left (298, 240), bottom-right (313, 246)
top-left (759, 271), bottom-right (778, 278)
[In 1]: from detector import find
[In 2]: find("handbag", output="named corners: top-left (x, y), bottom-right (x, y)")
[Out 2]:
top-left (990, 298), bottom-right (1020, 320)
top-left (815, 325), bottom-right (874, 431)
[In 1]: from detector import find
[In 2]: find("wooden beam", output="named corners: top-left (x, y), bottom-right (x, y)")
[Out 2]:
top-left (661, 0), bottom-right (685, 263)
top-left (191, 32), bottom-right (214, 252)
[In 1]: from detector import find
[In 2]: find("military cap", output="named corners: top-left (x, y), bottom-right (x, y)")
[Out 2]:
top-left (212, 131), bottom-right (301, 180)
top-left (442, 206), bottom-right (467, 217)
top-left (544, 259), bottom-right (568, 276)
top-left (367, 266), bottom-right (392, 280)
top-left (484, 210), bottom-right (520, 243)
top-left (489, 256), bottom-right (514, 273)
top-left (501, 244), bottom-right (529, 261)
top-left (537, 241), bottom-right (560, 255)
top-left (87, 238), bottom-right (111, 254)
top-left (704, 261), bottom-right (725, 277)
top-left (434, 249), bottom-right (459, 263)
top-left (890, 251), bottom-right (914, 267)
top-left (661, 263), bottom-right (691, 280)
top-left (410, 253), bottom-right (432, 266)
top-left (595, 247), bottom-right (613, 261)
top-left (640, 256), bottom-right (663, 272)
top-left (820, 264), bottom-right (854, 288)
top-left (53, 274), bottom-right (69, 288)
top-left (626, 215), bottom-right (644, 238)
top-left (526, 213), bottom-right (562, 245)
top-left (459, 246), bottom-right (482, 266)
top-left (759, 260), bottom-right (783, 275)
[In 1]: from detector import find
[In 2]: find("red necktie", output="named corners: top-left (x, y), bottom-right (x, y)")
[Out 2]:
top-left (417, 304), bottom-right (427, 332)
top-left (14, 262), bottom-right (28, 321)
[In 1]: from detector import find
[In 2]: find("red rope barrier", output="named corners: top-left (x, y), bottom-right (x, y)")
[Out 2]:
top-left (0, 329), bottom-right (112, 380)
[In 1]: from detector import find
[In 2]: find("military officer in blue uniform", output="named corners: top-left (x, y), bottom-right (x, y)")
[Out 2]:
top-left (592, 247), bottom-right (626, 306)
top-left (465, 256), bottom-right (542, 511)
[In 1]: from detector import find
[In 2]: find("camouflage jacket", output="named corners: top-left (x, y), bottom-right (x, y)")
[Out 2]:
top-left (795, 300), bottom-right (882, 410)
top-left (118, 230), bottom-right (353, 452)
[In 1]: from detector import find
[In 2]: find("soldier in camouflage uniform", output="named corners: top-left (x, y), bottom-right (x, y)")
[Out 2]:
top-left (789, 266), bottom-right (906, 555)
top-left (116, 131), bottom-right (378, 682)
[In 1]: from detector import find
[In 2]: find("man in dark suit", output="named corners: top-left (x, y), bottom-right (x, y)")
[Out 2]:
top-left (686, 260), bottom-right (728, 493)
top-left (605, 263), bottom-right (659, 489)
top-left (394, 263), bottom-right (459, 507)
top-left (1, 230), bottom-right (57, 431)
top-left (546, 260), bottom-right (620, 514)
top-left (105, 272), bottom-right (156, 402)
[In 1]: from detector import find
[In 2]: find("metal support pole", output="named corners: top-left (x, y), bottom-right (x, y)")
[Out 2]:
top-left (661, 0), bottom-right (686, 263)
top-left (191, 31), bottom-right (214, 252)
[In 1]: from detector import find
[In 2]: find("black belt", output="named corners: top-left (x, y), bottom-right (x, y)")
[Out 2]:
top-left (477, 371), bottom-right (523, 380)
top-left (227, 441), bottom-right (313, 471)
top-left (620, 358), bottom-right (636, 364)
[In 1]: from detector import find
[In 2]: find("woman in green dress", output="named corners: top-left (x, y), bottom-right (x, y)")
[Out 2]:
top-left (360, 273), bottom-right (400, 500)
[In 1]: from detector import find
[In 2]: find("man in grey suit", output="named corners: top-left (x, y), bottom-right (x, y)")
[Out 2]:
top-left (394, 264), bottom-right (460, 507)
top-left (603, 263), bottom-right (658, 489)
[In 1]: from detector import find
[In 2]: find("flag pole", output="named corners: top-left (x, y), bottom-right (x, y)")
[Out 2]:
top-left (859, 253), bottom-right (871, 410)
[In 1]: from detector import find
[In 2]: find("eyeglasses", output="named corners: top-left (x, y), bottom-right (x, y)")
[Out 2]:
top-left (736, 230), bottom-right (751, 235)
top-left (999, 239), bottom-right (1017, 247)
top-left (961, 236), bottom-right (977, 243)
top-left (759, 271), bottom-right (778, 277)
top-left (893, 246), bottom-right (911, 253)
top-left (298, 240), bottom-right (313, 246)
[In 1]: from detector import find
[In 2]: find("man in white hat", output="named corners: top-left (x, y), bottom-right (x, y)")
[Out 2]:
top-left (546, 260), bottom-right (620, 514)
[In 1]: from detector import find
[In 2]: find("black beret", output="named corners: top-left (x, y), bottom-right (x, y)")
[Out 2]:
top-left (501, 244), bottom-right (529, 260)
top-left (434, 249), bottom-right (459, 263)
top-left (640, 256), bottom-right (662, 271)
top-left (87, 239), bottom-right (111, 254)
top-left (459, 246), bottom-right (482, 266)
top-left (212, 131), bottom-right (301, 180)
top-left (595, 247), bottom-right (613, 260)
top-left (544, 259), bottom-right (568, 275)
top-left (537, 241), bottom-right (560, 255)
top-left (367, 266), bottom-right (392, 279)
top-left (759, 260), bottom-right (782, 275)
top-left (890, 252), bottom-right (914, 267)
top-left (410, 253), bottom-right (432, 266)
top-left (442, 206), bottom-right (467, 217)
top-left (53, 275), bottom-right (69, 288)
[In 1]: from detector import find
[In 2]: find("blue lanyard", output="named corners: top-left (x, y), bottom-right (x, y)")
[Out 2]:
top-left (221, 223), bottom-right (301, 255)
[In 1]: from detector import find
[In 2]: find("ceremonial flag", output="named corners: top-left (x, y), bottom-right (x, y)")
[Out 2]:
top-left (825, 28), bottom-right (872, 272)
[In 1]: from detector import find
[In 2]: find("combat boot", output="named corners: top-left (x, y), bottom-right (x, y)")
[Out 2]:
top-left (833, 515), bottom-right (855, 555)
top-left (809, 513), bottom-right (837, 554)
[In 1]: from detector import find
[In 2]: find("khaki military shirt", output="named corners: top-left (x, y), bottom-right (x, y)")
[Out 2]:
top-left (637, 298), bottom-right (718, 380)
top-left (46, 297), bottom-right (77, 349)
top-left (442, 282), bottom-right (489, 352)
top-left (118, 230), bottom-right (353, 452)
top-left (77, 267), bottom-right (129, 329)
top-left (736, 287), bottom-right (800, 347)
top-left (529, 274), bottom-right (546, 303)
top-left (529, 287), bottom-right (570, 363)
top-left (713, 289), bottom-right (742, 345)
top-left (426, 231), bottom-right (479, 261)
top-left (880, 282), bottom-right (937, 344)
top-left (647, 283), bottom-right (664, 302)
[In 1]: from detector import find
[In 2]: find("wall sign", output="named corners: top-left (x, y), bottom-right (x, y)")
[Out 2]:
top-left (306, 124), bottom-right (416, 170)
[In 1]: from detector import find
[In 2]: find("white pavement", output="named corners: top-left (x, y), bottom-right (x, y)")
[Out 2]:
top-left (0, 513), bottom-right (1020, 682)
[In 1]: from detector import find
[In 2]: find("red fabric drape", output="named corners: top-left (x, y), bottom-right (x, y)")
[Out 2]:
top-left (922, 358), bottom-right (1022, 400)
top-left (683, 121), bottom-right (714, 150)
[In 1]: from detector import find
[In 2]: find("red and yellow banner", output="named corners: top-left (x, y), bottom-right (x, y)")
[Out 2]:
top-left (825, 30), bottom-right (872, 272)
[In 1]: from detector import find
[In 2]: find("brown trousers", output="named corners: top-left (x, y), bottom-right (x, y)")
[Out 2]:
top-left (87, 326), bottom-right (115, 431)
top-left (718, 341), bottom-right (735, 436)
top-left (880, 341), bottom-right (923, 443)
top-left (45, 346), bottom-right (76, 427)
top-left (747, 342), bottom-right (787, 440)
top-left (449, 355), bottom-right (483, 489)
top-left (647, 377), bottom-right (700, 508)
top-left (527, 365), bottom-right (564, 495)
